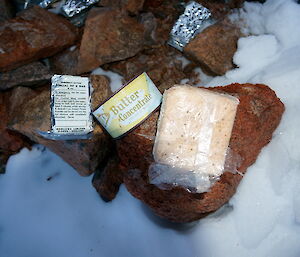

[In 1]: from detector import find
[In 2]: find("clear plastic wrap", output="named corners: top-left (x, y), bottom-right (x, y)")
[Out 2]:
top-left (168, 1), bottom-right (213, 51)
top-left (149, 85), bottom-right (240, 193)
top-left (38, 75), bottom-right (93, 140)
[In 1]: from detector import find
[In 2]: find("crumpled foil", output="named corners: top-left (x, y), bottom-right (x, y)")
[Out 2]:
top-left (22, 0), bottom-right (58, 9)
top-left (39, 0), bottom-right (59, 8)
top-left (168, 1), bottom-right (213, 51)
top-left (61, 0), bottom-right (99, 17)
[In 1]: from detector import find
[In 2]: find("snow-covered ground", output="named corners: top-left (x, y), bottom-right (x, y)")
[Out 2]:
top-left (1, 0), bottom-right (300, 256)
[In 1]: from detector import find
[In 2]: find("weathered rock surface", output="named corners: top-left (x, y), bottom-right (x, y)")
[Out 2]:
top-left (92, 154), bottom-right (123, 201)
top-left (144, 0), bottom-right (184, 46)
top-left (0, 86), bottom-right (37, 172)
top-left (50, 46), bottom-right (81, 75)
top-left (77, 7), bottom-right (158, 73)
top-left (0, 62), bottom-right (52, 90)
top-left (9, 75), bottom-right (113, 176)
top-left (0, 0), bottom-right (14, 22)
top-left (0, 87), bottom-right (35, 153)
top-left (117, 83), bottom-right (284, 222)
top-left (99, 0), bottom-right (145, 15)
top-left (0, 6), bottom-right (78, 72)
top-left (90, 74), bottom-right (113, 108)
top-left (105, 46), bottom-right (200, 93)
top-left (184, 19), bottom-right (242, 75)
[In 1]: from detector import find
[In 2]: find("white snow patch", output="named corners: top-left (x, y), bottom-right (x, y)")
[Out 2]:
top-left (176, 55), bottom-right (191, 68)
top-left (92, 67), bottom-right (124, 92)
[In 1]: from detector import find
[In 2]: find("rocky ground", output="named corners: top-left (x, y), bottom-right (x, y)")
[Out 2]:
top-left (0, 0), bottom-right (282, 222)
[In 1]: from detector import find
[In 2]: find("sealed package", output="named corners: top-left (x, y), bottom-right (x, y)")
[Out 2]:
top-left (168, 1), bottom-right (213, 51)
top-left (93, 72), bottom-right (162, 139)
top-left (39, 75), bottom-right (93, 140)
top-left (149, 85), bottom-right (239, 193)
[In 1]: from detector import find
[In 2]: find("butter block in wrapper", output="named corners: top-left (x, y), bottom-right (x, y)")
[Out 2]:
top-left (38, 75), bottom-right (93, 140)
top-left (61, 0), bottom-right (99, 17)
top-left (150, 85), bottom-right (239, 193)
top-left (168, 1), bottom-right (213, 51)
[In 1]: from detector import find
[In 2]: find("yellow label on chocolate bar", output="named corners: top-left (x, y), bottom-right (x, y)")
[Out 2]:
top-left (93, 73), bottom-right (162, 138)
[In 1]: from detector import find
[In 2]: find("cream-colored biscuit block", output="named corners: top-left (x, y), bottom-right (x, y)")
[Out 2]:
top-left (153, 85), bottom-right (239, 177)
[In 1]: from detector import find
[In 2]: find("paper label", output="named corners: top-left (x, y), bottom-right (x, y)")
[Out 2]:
top-left (93, 73), bottom-right (162, 138)
top-left (51, 75), bottom-right (93, 135)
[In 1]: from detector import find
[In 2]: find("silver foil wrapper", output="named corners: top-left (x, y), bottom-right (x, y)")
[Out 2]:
top-left (22, 0), bottom-right (58, 9)
top-left (168, 1), bottom-right (213, 51)
top-left (39, 0), bottom-right (59, 8)
top-left (61, 0), bottom-right (99, 17)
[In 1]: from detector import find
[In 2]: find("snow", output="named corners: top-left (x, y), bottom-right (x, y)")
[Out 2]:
top-left (91, 67), bottom-right (124, 92)
top-left (1, 0), bottom-right (300, 256)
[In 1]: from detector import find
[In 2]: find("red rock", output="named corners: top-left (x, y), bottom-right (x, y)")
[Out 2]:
top-left (144, 0), bottom-right (184, 45)
top-left (90, 74), bottom-right (113, 108)
top-left (0, 62), bottom-right (52, 90)
top-left (49, 46), bottom-right (81, 75)
top-left (124, 0), bottom-right (145, 14)
top-left (0, 86), bottom-right (37, 172)
top-left (117, 83), bottom-right (284, 222)
top-left (184, 19), bottom-right (242, 75)
top-left (99, 0), bottom-right (145, 14)
top-left (92, 155), bottom-right (123, 201)
top-left (9, 75), bottom-right (113, 176)
top-left (0, 87), bottom-right (35, 153)
top-left (77, 7), bottom-right (153, 73)
top-left (104, 45), bottom-right (200, 92)
top-left (0, 6), bottom-right (78, 72)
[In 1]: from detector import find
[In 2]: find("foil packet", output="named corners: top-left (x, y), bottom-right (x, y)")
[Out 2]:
top-left (61, 0), bottom-right (99, 17)
top-left (39, 0), bottom-right (59, 8)
top-left (20, 0), bottom-right (59, 9)
top-left (38, 75), bottom-right (93, 140)
top-left (168, 1), bottom-right (213, 51)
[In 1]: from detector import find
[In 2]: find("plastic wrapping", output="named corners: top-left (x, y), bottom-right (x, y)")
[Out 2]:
top-left (149, 85), bottom-right (239, 193)
top-left (38, 75), bottom-right (93, 140)
top-left (168, 1), bottom-right (213, 51)
top-left (61, 0), bottom-right (99, 18)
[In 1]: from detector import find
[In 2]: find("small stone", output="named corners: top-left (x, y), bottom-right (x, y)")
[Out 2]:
top-left (0, 86), bottom-right (35, 161)
top-left (90, 75), bottom-right (112, 109)
top-left (0, 62), bottom-right (52, 91)
top-left (184, 19), bottom-right (242, 75)
top-left (0, 6), bottom-right (78, 72)
top-left (77, 7), bottom-right (151, 73)
top-left (104, 45), bottom-right (200, 93)
top-left (144, 0), bottom-right (184, 45)
top-left (92, 155), bottom-right (123, 202)
top-left (49, 46), bottom-right (80, 75)
top-left (98, 0), bottom-right (145, 14)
